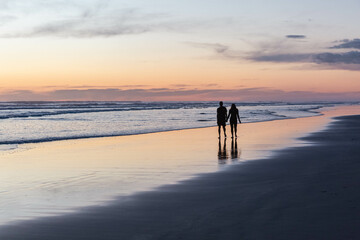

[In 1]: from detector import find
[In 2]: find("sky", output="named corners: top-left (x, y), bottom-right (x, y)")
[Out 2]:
top-left (0, 0), bottom-right (359, 101)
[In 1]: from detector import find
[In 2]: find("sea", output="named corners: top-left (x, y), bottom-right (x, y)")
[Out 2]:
top-left (0, 101), bottom-right (348, 149)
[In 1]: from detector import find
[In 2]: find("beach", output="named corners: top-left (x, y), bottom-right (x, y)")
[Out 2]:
top-left (0, 105), bottom-right (360, 239)
top-left (1, 0), bottom-right (359, 238)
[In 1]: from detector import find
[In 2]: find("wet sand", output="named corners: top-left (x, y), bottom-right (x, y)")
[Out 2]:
top-left (0, 106), bottom-right (360, 239)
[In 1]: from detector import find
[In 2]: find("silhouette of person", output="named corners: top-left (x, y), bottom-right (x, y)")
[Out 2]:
top-left (227, 103), bottom-right (241, 138)
top-left (217, 101), bottom-right (227, 138)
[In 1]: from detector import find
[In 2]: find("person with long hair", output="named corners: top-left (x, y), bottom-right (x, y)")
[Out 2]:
top-left (227, 103), bottom-right (241, 138)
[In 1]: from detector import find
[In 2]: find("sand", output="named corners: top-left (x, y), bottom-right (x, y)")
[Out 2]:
top-left (0, 106), bottom-right (359, 239)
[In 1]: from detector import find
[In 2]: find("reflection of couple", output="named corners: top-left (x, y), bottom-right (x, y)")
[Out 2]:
top-left (217, 101), bottom-right (241, 139)
top-left (218, 138), bottom-right (240, 162)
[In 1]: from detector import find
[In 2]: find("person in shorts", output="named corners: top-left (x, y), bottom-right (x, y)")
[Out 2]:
top-left (217, 101), bottom-right (227, 138)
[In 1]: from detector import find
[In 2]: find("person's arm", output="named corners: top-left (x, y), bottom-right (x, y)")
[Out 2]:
top-left (237, 111), bottom-right (241, 123)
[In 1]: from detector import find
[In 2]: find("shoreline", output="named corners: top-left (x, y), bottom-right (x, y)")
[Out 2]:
top-left (0, 114), bottom-right (317, 146)
top-left (0, 106), bottom-right (360, 239)
top-left (0, 103), bottom-right (339, 147)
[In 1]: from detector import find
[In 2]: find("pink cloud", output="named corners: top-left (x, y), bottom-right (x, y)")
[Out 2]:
top-left (0, 88), bottom-right (359, 102)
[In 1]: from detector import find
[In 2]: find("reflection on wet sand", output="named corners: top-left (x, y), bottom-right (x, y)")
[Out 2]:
top-left (218, 138), bottom-right (241, 164)
top-left (218, 139), bottom-right (228, 164)
top-left (231, 138), bottom-right (241, 161)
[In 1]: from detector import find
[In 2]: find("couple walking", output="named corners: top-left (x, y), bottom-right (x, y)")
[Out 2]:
top-left (217, 101), bottom-right (241, 139)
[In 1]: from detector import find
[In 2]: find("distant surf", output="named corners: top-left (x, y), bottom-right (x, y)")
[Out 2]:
top-left (0, 101), bottom-right (354, 147)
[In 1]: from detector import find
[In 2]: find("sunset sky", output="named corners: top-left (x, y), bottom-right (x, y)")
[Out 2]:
top-left (0, 0), bottom-right (359, 101)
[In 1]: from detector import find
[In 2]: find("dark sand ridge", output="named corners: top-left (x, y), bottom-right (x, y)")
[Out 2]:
top-left (0, 107), bottom-right (360, 239)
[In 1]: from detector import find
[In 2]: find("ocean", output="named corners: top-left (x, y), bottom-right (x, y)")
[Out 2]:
top-left (0, 101), bottom-right (341, 148)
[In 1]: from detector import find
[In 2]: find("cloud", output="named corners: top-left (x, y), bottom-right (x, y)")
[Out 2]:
top-left (248, 51), bottom-right (360, 70)
top-left (0, 1), bottom-right (220, 38)
top-left (331, 39), bottom-right (360, 49)
top-left (189, 41), bottom-right (312, 63)
top-left (249, 51), bottom-right (360, 65)
top-left (2, 8), bottom-right (158, 38)
top-left (186, 42), bottom-right (241, 60)
top-left (0, 0), bottom-right (177, 38)
top-left (188, 42), bottom-right (230, 54)
top-left (42, 84), bottom-right (150, 89)
top-left (250, 53), bottom-right (313, 63)
top-left (314, 51), bottom-right (360, 64)
top-left (286, 35), bottom-right (306, 39)
top-left (0, 87), bottom-right (358, 102)
top-left (189, 40), bottom-right (360, 70)
top-left (170, 83), bottom-right (220, 88)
